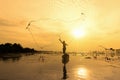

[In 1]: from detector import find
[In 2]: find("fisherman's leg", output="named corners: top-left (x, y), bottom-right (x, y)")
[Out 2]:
top-left (63, 48), bottom-right (65, 54)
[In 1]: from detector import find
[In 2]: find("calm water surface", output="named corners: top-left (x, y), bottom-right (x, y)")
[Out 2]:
top-left (0, 53), bottom-right (119, 80)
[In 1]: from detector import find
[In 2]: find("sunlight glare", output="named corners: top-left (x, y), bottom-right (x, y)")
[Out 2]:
top-left (71, 28), bottom-right (85, 38)
top-left (77, 67), bottom-right (88, 79)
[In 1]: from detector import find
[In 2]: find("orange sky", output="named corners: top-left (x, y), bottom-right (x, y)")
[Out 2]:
top-left (0, 0), bottom-right (120, 52)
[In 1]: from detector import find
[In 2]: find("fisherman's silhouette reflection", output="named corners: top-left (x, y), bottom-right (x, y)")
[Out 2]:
top-left (62, 53), bottom-right (69, 79)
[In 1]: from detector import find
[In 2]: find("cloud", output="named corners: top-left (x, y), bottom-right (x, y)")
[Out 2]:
top-left (0, 18), bottom-right (17, 27)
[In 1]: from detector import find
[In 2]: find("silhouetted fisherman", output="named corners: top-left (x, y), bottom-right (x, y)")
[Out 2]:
top-left (59, 38), bottom-right (68, 54)
top-left (62, 53), bottom-right (69, 79)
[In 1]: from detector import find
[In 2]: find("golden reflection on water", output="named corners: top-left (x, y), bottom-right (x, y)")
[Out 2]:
top-left (77, 67), bottom-right (88, 79)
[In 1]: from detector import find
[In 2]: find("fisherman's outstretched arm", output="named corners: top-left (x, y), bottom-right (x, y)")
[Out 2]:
top-left (59, 38), bottom-right (63, 43)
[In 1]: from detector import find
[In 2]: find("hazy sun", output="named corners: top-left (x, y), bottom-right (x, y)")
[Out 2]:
top-left (71, 28), bottom-right (85, 38)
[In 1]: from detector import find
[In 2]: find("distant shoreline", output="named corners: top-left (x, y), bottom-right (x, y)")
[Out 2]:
top-left (0, 43), bottom-right (37, 54)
